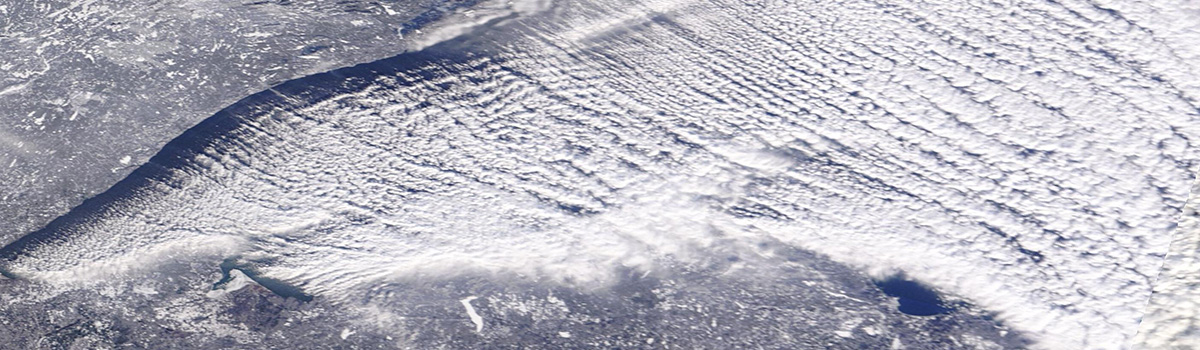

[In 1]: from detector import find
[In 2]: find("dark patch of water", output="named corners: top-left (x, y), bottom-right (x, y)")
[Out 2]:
top-left (874, 275), bottom-right (951, 316)
top-left (215, 258), bottom-right (313, 302)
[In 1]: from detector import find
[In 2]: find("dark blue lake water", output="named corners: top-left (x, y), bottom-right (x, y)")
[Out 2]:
top-left (874, 276), bottom-right (951, 316)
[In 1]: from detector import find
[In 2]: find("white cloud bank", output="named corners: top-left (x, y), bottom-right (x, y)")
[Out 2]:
top-left (6, 0), bottom-right (1200, 348)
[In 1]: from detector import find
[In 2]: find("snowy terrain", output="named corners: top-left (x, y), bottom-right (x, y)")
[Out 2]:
top-left (2, 0), bottom-right (1200, 349)
top-left (0, 0), bottom-right (476, 241)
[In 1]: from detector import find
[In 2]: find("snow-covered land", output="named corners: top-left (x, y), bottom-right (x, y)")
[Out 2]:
top-left (2, 0), bottom-right (1199, 348)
